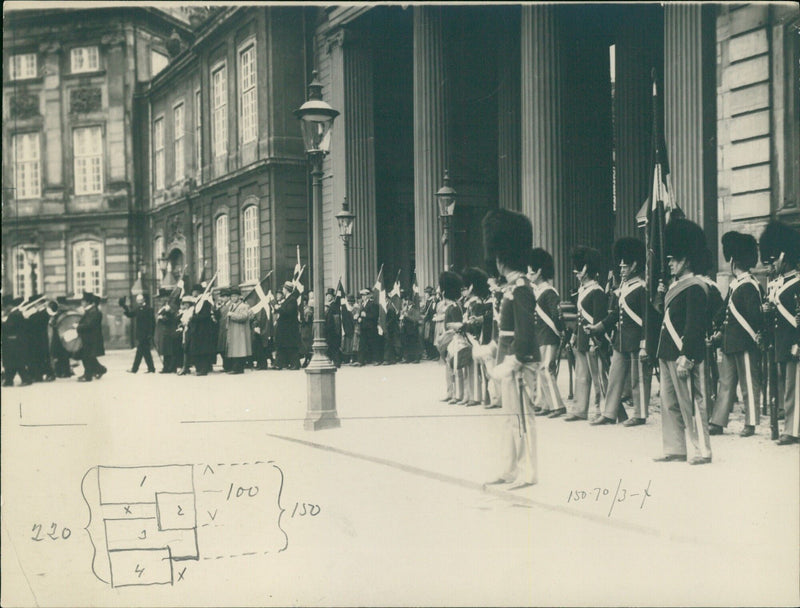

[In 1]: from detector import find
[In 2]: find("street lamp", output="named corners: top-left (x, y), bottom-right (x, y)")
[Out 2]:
top-left (335, 196), bottom-right (356, 293)
top-left (294, 70), bottom-right (341, 431)
top-left (436, 169), bottom-right (456, 270)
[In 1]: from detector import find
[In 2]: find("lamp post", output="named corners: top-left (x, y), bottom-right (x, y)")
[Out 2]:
top-left (294, 70), bottom-right (341, 431)
top-left (436, 170), bottom-right (456, 270)
top-left (335, 196), bottom-right (356, 293)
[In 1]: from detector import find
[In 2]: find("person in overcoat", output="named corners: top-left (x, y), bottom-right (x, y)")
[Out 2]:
top-left (77, 292), bottom-right (106, 382)
top-left (188, 286), bottom-right (217, 375)
top-left (226, 287), bottom-right (253, 374)
top-left (324, 288), bottom-right (342, 368)
top-left (121, 293), bottom-right (156, 374)
top-left (2, 295), bottom-right (32, 386)
top-left (275, 280), bottom-right (302, 370)
top-left (155, 297), bottom-right (180, 373)
top-left (215, 288), bottom-right (232, 371)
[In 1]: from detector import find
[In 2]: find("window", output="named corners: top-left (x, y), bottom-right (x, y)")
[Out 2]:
top-left (194, 89), bottom-right (202, 182)
top-left (73, 240), bottom-right (104, 296)
top-left (239, 42), bottom-right (257, 144)
top-left (151, 50), bottom-right (169, 77)
top-left (215, 214), bottom-right (230, 286)
top-left (73, 126), bottom-right (103, 195)
top-left (10, 53), bottom-right (37, 80)
top-left (153, 235), bottom-right (164, 288)
top-left (195, 223), bottom-right (204, 280)
top-left (242, 205), bottom-right (259, 283)
top-left (211, 62), bottom-right (227, 158)
top-left (153, 117), bottom-right (164, 191)
top-left (174, 103), bottom-right (185, 182)
top-left (70, 47), bottom-right (99, 73)
top-left (12, 133), bottom-right (41, 200)
top-left (11, 245), bottom-right (43, 299)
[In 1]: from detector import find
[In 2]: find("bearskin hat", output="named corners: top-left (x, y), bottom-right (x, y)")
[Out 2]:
top-left (438, 270), bottom-right (463, 301)
top-left (529, 248), bottom-right (555, 280)
top-left (664, 217), bottom-right (706, 270)
top-left (461, 266), bottom-right (489, 299)
top-left (571, 246), bottom-right (603, 277)
top-left (759, 220), bottom-right (800, 265)
top-left (613, 237), bottom-right (646, 269)
top-left (722, 231), bottom-right (758, 269)
top-left (481, 209), bottom-right (533, 273)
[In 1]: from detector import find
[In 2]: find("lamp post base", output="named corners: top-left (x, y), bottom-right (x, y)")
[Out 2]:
top-left (304, 362), bottom-right (340, 431)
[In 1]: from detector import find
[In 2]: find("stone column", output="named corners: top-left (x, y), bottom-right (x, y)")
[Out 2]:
top-left (520, 5), bottom-right (566, 291)
top-left (497, 13), bottom-right (521, 211)
top-left (413, 5), bottom-right (449, 289)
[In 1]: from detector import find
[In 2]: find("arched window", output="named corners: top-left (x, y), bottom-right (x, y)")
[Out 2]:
top-left (73, 240), bottom-right (104, 296)
top-left (11, 245), bottom-right (43, 299)
top-left (242, 205), bottom-right (259, 283)
top-left (153, 235), bottom-right (164, 288)
top-left (215, 214), bottom-right (230, 286)
top-left (195, 223), bottom-right (204, 280)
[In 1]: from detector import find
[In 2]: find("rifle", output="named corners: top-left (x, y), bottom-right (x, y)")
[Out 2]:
top-left (763, 298), bottom-right (779, 440)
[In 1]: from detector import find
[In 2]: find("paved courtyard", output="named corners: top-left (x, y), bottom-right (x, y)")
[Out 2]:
top-left (2, 350), bottom-right (798, 607)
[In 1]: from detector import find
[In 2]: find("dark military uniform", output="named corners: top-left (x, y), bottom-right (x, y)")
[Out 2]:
top-left (767, 270), bottom-right (800, 439)
top-left (599, 276), bottom-right (651, 421)
top-left (357, 296), bottom-right (381, 365)
top-left (572, 280), bottom-right (609, 419)
top-left (275, 289), bottom-right (301, 369)
top-left (2, 305), bottom-right (32, 386)
top-left (711, 273), bottom-right (763, 428)
top-left (657, 275), bottom-right (712, 460)
top-left (123, 301), bottom-right (156, 373)
top-left (77, 301), bottom-right (106, 381)
top-left (532, 282), bottom-right (564, 414)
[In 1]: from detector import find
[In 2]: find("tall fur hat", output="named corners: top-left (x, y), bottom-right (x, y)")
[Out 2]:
top-left (461, 266), bottom-right (489, 299)
top-left (438, 270), bottom-right (463, 301)
top-left (722, 231), bottom-right (758, 269)
top-left (571, 246), bottom-right (603, 277)
top-left (528, 248), bottom-right (555, 280)
top-left (613, 237), bottom-right (646, 269)
top-left (664, 217), bottom-right (706, 269)
top-left (759, 220), bottom-right (800, 265)
top-left (481, 209), bottom-right (533, 273)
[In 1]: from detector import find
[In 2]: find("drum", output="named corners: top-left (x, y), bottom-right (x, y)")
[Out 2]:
top-left (56, 311), bottom-right (83, 359)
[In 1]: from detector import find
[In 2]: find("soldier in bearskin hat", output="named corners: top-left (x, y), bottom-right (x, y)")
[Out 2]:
top-left (709, 232), bottom-right (764, 438)
top-left (483, 209), bottom-right (538, 488)
top-left (695, 246), bottom-right (724, 411)
top-left (588, 237), bottom-right (652, 427)
top-left (655, 218), bottom-right (713, 464)
top-left (527, 247), bottom-right (566, 417)
top-left (759, 220), bottom-right (800, 445)
top-left (565, 246), bottom-right (609, 422)
top-left (435, 270), bottom-right (464, 402)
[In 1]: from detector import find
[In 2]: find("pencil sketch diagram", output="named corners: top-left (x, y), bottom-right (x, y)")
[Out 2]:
top-left (81, 461), bottom-right (288, 588)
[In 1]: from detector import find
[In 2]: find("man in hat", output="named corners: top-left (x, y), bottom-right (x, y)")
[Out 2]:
top-left (435, 271), bottom-right (464, 402)
top-left (2, 295), bottom-right (33, 386)
top-left (400, 289), bottom-right (423, 364)
top-left (340, 293), bottom-right (356, 364)
top-left (215, 287), bottom-right (232, 372)
top-left (356, 288), bottom-right (381, 366)
top-left (77, 292), bottom-right (106, 382)
top-left (420, 286), bottom-right (439, 360)
top-left (655, 218), bottom-right (713, 464)
top-left (759, 220), bottom-right (800, 445)
top-left (528, 248), bottom-right (566, 417)
top-left (191, 285), bottom-right (218, 375)
top-left (177, 295), bottom-right (196, 375)
top-left (155, 294), bottom-right (180, 373)
top-left (225, 286), bottom-right (252, 374)
top-left (565, 246), bottom-right (610, 422)
top-left (695, 247), bottom-right (725, 411)
top-left (25, 294), bottom-right (55, 382)
top-left (324, 287), bottom-right (342, 368)
top-left (588, 238), bottom-right (652, 426)
top-left (483, 209), bottom-right (539, 488)
top-left (709, 232), bottom-right (763, 438)
top-left (274, 279), bottom-right (303, 370)
top-left (250, 293), bottom-right (271, 371)
top-left (121, 293), bottom-right (156, 374)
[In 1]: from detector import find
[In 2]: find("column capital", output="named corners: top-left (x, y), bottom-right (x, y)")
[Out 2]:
top-left (327, 27), bottom-right (369, 55)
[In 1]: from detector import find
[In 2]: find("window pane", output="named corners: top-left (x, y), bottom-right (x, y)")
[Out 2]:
top-left (215, 215), bottom-right (229, 286)
top-left (73, 241), bottom-right (104, 296)
top-left (73, 127), bottom-right (103, 195)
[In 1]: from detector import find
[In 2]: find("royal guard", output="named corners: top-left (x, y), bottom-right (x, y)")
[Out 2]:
top-left (527, 248), bottom-right (566, 418)
top-left (655, 218), bottom-right (712, 465)
top-left (589, 237), bottom-right (652, 426)
top-left (709, 232), bottom-right (763, 437)
top-left (759, 221), bottom-right (800, 445)
top-left (483, 209), bottom-right (539, 489)
top-left (566, 246), bottom-right (609, 422)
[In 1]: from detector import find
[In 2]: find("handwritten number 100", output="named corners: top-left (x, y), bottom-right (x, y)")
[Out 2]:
top-left (31, 523), bottom-right (71, 541)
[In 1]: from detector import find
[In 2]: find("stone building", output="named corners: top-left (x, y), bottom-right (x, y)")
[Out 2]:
top-left (2, 7), bottom-right (191, 347)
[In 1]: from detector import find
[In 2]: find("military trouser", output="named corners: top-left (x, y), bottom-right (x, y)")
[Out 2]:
top-left (602, 350), bottom-right (651, 421)
top-left (572, 349), bottom-right (608, 419)
top-left (778, 360), bottom-right (800, 438)
top-left (497, 363), bottom-right (539, 485)
top-left (711, 349), bottom-right (761, 428)
top-left (536, 344), bottom-right (564, 412)
top-left (659, 359), bottom-right (712, 460)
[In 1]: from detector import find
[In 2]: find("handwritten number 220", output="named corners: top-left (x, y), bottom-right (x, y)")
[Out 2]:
top-left (31, 523), bottom-right (71, 541)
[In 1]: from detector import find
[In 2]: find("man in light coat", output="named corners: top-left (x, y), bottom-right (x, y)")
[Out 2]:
top-left (226, 287), bottom-right (253, 374)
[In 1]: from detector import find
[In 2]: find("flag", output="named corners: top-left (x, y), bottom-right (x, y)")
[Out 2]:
top-left (388, 270), bottom-right (401, 313)
top-left (412, 272), bottom-right (421, 305)
top-left (244, 270), bottom-right (274, 314)
top-left (167, 274), bottom-right (186, 311)
top-left (335, 278), bottom-right (346, 302)
top-left (372, 264), bottom-right (386, 336)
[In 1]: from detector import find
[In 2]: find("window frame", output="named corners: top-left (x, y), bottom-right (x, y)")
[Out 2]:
top-left (241, 204), bottom-right (260, 283)
top-left (153, 234), bottom-right (164, 289)
top-left (11, 245), bottom-right (43, 299)
top-left (215, 213), bottom-right (230, 287)
top-left (194, 88), bottom-right (202, 183)
top-left (10, 53), bottom-right (37, 80)
top-left (153, 115), bottom-right (165, 192)
top-left (173, 101), bottom-right (185, 183)
top-left (238, 38), bottom-right (258, 145)
top-left (70, 46), bottom-right (100, 74)
top-left (12, 132), bottom-right (41, 200)
top-left (73, 126), bottom-right (104, 196)
top-left (72, 239), bottom-right (104, 297)
top-left (211, 60), bottom-right (228, 159)
top-left (195, 223), bottom-right (204, 281)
